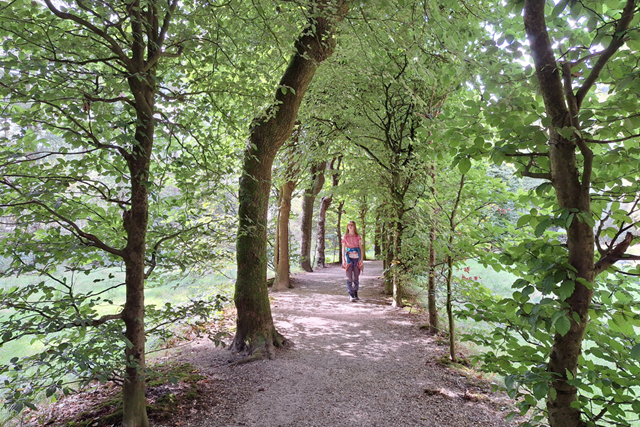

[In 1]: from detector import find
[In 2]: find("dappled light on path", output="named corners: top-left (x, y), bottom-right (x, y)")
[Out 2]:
top-left (221, 261), bottom-right (514, 427)
top-left (168, 261), bottom-right (515, 427)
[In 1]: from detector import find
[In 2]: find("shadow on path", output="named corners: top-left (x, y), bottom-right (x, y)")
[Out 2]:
top-left (170, 260), bottom-right (515, 427)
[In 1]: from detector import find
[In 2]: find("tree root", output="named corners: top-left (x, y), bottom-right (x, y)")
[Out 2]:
top-left (228, 329), bottom-right (292, 366)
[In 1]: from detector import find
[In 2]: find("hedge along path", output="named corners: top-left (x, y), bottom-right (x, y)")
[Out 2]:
top-left (168, 261), bottom-right (517, 427)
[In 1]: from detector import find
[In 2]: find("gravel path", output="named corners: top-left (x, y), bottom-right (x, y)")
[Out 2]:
top-left (167, 261), bottom-right (516, 427)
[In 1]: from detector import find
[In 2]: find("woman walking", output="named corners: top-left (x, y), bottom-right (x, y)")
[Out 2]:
top-left (342, 220), bottom-right (364, 302)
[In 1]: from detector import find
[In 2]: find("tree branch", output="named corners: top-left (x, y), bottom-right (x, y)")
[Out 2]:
top-left (0, 179), bottom-right (125, 258)
top-left (42, 0), bottom-right (132, 70)
top-left (594, 232), bottom-right (636, 276)
top-left (575, 0), bottom-right (637, 109)
top-left (143, 0), bottom-right (180, 71)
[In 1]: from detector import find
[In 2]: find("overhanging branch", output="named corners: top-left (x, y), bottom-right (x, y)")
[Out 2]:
top-left (594, 232), bottom-right (636, 276)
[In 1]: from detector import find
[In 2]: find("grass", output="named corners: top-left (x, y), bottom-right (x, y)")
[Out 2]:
top-left (460, 259), bottom-right (517, 298)
top-left (0, 266), bottom-right (235, 364)
top-left (0, 266), bottom-right (235, 425)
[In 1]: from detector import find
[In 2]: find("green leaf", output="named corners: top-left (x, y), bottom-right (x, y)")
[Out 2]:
top-left (517, 214), bottom-right (531, 228)
top-left (532, 382), bottom-right (548, 400)
top-left (458, 158), bottom-right (471, 174)
top-left (557, 280), bottom-right (575, 300)
top-left (505, 374), bottom-right (516, 390)
top-left (552, 0), bottom-right (568, 16)
top-left (631, 344), bottom-right (640, 361)
top-left (535, 218), bottom-right (551, 237)
top-left (555, 315), bottom-right (571, 336)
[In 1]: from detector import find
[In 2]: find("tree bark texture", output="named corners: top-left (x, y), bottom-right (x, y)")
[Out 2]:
top-left (427, 223), bottom-right (438, 333)
top-left (300, 161), bottom-right (326, 272)
top-left (383, 222), bottom-right (394, 295)
top-left (316, 157), bottom-right (341, 268)
top-left (274, 180), bottom-right (296, 290)
top-left (120, 73), bottom-right (154, 427)
top-left (445, 253), bottom-right (456, 363)
top-left (428, 165), bottom-right (439, 333)
top-left (523, 0), bottom-right (636, 425)
top-left (391, 216), bottom-right (403, 307)
top-left (335, 200), bottom-right (344, 262)
top-left (359, 199), bottom-right (368, 260)
top-left (233, 0), bottom-right (349, 357)
top-left (315, 194), bottom-right (332, 268)
top-left (390, 172), bottom-right (407, 307)
top-left (374, 211), bottom-right (382, 258)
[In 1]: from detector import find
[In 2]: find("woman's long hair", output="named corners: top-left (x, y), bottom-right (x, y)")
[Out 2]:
top-left (344, 220), bottom-right (360, 237)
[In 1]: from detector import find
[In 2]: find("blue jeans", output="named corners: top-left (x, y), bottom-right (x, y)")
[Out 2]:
top-left (345, 248), bottom-right (361, 294)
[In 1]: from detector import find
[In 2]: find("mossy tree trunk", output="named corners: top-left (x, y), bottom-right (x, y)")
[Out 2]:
top-left (233, 0), bottom-right (349, 357)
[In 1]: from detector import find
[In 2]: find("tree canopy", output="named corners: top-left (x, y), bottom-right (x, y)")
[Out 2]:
top-left (1, 0), bottom-right (640, 426)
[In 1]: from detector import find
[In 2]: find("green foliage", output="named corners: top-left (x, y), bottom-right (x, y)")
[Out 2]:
top-left (0, 269), bottom-right (228, 413)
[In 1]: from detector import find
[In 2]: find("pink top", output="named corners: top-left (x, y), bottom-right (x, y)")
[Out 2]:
top-left (342, 234), bottom-right (362, 249)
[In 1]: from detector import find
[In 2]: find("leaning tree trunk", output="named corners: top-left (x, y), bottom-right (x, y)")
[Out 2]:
top-left (274, 180), bottom-right (296, 290)
top-left (233, 0), bottom-right (349, 358)
top-left (523, 0), bottom-right (636, 425)
top-left (300, 161), bottom-right (326, 272)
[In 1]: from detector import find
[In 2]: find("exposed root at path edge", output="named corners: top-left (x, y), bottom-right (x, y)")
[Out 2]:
top-left (229, 330), bottom-right (291, 366)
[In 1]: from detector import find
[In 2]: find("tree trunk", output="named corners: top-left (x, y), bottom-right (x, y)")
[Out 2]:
top-left (316, 157), bottom-right (341, 268)
top-left (445, 252), bottom-right (456, 363)
top-left (233, 0), bottom-right (349, 358)
top-left (359, 199), bottom-right (368, 260)
top-left (274, 180), bottom-right (296, 290)
top-left (383, 222), bottom-right (394, 295)
top-left (300, 161), bottom-right (326, 272)
top-left (120, 73), bottom-right (155, 427)
top-left (427, 223), bottom-right (438, 333)
top-left (336, 200), bottom-right (344, 263)
top-left (428, 165), bottom-right (439, 333)
top-left (374, 211), bottom-right (381, 258)
top-left (391, 216), bottom-right (403, 307)
top-left (315, 194), bottom-right (332, 268)
top-left (274, 189), bottom-right (281, 272)
top-left (522, 1), bottom-right (638, 424)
